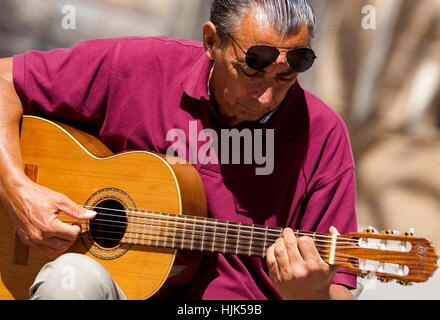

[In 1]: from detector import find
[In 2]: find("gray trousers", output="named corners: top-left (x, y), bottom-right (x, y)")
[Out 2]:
top-left (29, 253), bottom-right (126, 300)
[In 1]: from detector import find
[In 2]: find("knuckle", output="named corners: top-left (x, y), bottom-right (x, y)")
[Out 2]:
top-left (29, 230), bottom-right (44, 243)
top-left (274, 244), bottom-right (284, 256)
top-left (307, 262), bottom-right (322, 274)
top-left (294, 270), bottom-right (308, 280)
top-left (41, 223), bottom-right (55, 235)
top-left (284, 237), bottom-right (296, 249)
top-left (298, 236), bottom-right (313, 246)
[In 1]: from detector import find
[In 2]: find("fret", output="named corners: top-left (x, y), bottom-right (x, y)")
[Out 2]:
top-left (211, 221), bottom-right (217, 252)
top-left (181, 216), bottom-right (186, 250)
top-left (129, 214), bottom-right (135, 244)
top-left (248, 225), bottom-right (254, 256)
top-left (141, 212), bottom-right (146, 245)
top-left (235, 223), bottom-right (242, 255)
top-left (262, 226), bottom-right (268, 257)
top-left (191, 216), bottom-right (196, 251)
top-left (171, 215), bottom-right (177, 249)
top-left (223, 221), bottom-right (229, 254)
top-left (156, 214), bottom-right (161, 247)
top-left (148, 212), bottom-right (153, 246)
top-left (201, 218), bottom-right (207, 251)
top-left (135, 213), bottom-right (140, 245)
top-left (163, 214), bottom-right (169, 248)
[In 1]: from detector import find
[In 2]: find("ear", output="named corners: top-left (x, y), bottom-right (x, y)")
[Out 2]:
top-left (203, 21), bottom-right (221, 61)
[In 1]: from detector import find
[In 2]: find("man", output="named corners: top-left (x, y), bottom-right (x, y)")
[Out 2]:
top-left (0, 0), bottom-right (357, 300)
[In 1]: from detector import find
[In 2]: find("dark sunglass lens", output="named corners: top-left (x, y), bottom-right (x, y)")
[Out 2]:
top-left (246, 46), bottom-right (279, 70)
top-left (287, 48), bottom-right (316, 73)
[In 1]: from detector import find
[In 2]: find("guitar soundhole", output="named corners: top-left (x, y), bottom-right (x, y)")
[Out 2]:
top-left (89, 199), bottom-right (127, 249)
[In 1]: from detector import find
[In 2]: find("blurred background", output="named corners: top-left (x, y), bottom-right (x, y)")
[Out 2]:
top-left (0, 0), bottom-right (439, 299)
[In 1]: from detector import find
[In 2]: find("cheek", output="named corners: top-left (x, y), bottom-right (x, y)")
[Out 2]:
top-left (222, 78), bottom-right (252, 103)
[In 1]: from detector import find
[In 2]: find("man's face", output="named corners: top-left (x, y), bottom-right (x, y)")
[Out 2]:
top-left (206, 12), bottom-right (310, 127)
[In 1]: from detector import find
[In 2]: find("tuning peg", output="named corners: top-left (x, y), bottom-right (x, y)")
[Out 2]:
top-left (404, 228), bottom-right (416, 237)
top-left (365, 226), bottom-right (378, 234)
top-left (382, 230), bottom-right (400, 235)
top-left (378, 276), bottom-right (389, 283)
top-left (397, 280), bottom-right (412, 286)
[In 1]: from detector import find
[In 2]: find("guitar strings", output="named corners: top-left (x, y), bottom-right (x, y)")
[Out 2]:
top-left (61, 212), bottom-right (358, 248)
top-left (83, 216), bottom-right (362, 252)
top-left (75, 229), bottom-right (360, 265)
top-left (78, 231), bottom-right (359, 267)
top-left (58, 212), bottom-right (362, 264)
top-left (59, 212), bottom-right (425, 275)
top-left (84, 205), bottom-right (359, 242)
top-left (66, 215), bottom-right (424, 272)
top-left (75, 206), bottom-right (361, 246)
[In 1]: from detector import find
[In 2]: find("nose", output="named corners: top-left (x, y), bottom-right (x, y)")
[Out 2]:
top-left (257, 85), bottom-right (275, 108)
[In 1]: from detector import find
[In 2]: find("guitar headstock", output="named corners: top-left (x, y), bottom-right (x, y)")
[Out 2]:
top-left (335, 227), bottom-right (438, 285)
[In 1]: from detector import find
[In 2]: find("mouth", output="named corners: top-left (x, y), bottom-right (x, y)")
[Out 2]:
top-left (240, 104), bottom-right (263, 116)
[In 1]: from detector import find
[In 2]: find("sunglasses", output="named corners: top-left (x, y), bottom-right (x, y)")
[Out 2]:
top-left (229, 35), bottom-right (317, 73)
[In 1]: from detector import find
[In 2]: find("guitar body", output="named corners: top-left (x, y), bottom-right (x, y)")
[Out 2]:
top-left (0, 116), bottom-right (207, 300)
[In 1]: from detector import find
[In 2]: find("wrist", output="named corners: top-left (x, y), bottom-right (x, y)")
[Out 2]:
top-left (0, 169), bottom-right (30, 194)
top-left (329, 284), bottom-right (354, 300)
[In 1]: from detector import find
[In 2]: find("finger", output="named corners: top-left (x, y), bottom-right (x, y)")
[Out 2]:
top-left (282, 228), bottom-right (303, 265)
top-left (51, 218), bottom-right (81, 242)
top-left (273, 237), bottom-right (293, 278)
top-left (266, 244), bottom-right (281, 282)
top-left (57, 195), bottom-right (96, 220)
top-left (297, 235), bottom-right (322, 265)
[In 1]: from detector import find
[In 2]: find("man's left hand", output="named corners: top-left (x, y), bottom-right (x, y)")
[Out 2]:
top-left (266, 227), bottom-right (350, 300)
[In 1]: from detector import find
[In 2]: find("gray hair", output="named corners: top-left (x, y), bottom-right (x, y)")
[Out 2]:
top-left (210, 0), bottom-right (316, 49)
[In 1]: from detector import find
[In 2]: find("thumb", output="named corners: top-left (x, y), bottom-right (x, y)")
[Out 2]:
top-left (58, 195), bottom-right (96, 220)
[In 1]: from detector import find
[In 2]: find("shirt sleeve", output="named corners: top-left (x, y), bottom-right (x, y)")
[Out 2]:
top-left (12, 38), bottom-right (120, 126)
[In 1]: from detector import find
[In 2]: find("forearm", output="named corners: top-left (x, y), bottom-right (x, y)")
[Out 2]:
top-left (0, 57), bottom-right (28, 193)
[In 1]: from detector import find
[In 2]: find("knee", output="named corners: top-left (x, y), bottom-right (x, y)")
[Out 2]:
top-left (30, 253), bottom-right (118, 300)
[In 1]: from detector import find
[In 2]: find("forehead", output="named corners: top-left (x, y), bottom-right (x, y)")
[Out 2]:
top-left (233, 10), bottom-right (309, 49)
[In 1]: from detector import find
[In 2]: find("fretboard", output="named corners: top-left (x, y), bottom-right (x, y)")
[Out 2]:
top-left (117, 210), bottom-right (331, 259)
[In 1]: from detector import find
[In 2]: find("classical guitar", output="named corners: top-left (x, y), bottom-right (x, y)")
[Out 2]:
top-left (0, 116), bottom-right (438, 299)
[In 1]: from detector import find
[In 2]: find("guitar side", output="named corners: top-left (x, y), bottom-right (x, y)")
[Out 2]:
top-left (0, 116), bottom-right (207, 300)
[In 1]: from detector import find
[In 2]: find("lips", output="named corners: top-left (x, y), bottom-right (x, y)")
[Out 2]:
top-left (240, 104), bottom-right (263, 115)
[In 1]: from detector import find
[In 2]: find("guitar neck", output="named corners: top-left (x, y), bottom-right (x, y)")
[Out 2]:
top-left (114, 209), bottom-right (335, 260)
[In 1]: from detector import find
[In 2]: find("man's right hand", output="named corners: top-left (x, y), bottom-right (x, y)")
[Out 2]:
top-left (1, 177), bottom-right (96, 259)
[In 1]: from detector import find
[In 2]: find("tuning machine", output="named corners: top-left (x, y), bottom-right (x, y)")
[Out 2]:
top-left (382, 230), bottom-right (400, 235)
top-left (397, 280), bottom-right (412, 286)
top-left (404, 228), bottom-right (416, 237)
top-left (364, 226), bottom-right (378, 234)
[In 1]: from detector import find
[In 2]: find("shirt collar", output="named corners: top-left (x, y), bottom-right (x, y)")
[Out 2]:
top-left (180, 51), bottom-right (212, 101)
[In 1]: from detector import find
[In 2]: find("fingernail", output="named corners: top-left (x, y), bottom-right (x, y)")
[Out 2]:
top-left (86, 210), bottom-right (97, 218)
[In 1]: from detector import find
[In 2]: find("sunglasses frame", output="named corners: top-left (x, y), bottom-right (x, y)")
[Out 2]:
top-left (228, 34), bottom-right (317, 73)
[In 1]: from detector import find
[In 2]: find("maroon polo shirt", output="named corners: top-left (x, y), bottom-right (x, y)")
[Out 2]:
top-left (13, 36), bottom-right (358, 299)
